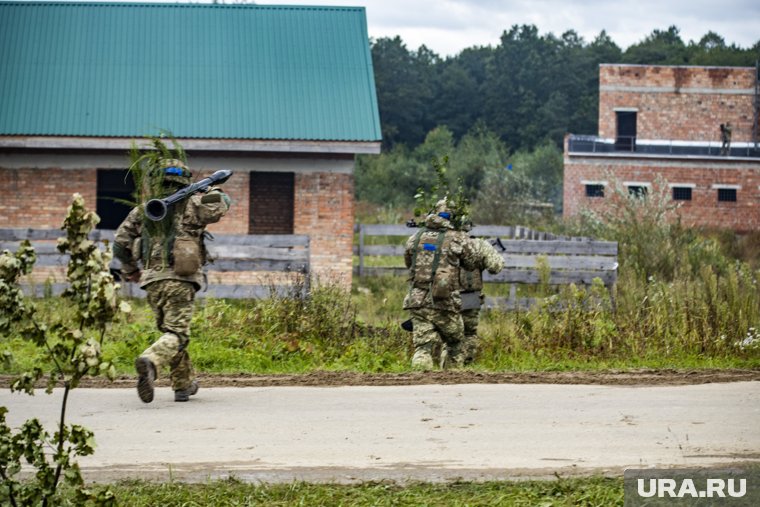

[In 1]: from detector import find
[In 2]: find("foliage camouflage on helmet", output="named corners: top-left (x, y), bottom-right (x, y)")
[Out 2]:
top-left (127, 135), bottom-right (190, 207)
top-left (126, 136), bottom-right (191, 240)
top-left (413, 155), bottom-right (471, 230)
top-left (159, 158), bottom-right (192, 186)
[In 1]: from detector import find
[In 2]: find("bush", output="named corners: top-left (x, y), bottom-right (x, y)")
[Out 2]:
top-left (1, 194), bottom-right (126, 506)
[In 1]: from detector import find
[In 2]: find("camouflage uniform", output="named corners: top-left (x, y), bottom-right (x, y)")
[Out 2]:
top-left (458, 238), bottom-right (505, 364)
top-left (114, 159), bottom-right (230, 402)
top-left (403, 200), bottom-right (479, 369)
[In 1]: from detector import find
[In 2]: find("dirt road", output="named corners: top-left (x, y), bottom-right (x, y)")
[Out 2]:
top-left (2, 379), bottom-right (759, 483)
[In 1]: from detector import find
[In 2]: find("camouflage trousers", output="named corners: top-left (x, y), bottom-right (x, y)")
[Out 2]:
top-left (409, 307), bottom-right (465, 369)
top-left (139, 279), bottom-right (196, 391)
top-left (460, 307), bottom-right (482, 365)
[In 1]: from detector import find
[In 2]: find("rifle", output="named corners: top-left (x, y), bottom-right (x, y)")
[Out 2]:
top-left (490, 237), bottom-right (506, 252)
top-left (145, 169), bottom-right (233, 221)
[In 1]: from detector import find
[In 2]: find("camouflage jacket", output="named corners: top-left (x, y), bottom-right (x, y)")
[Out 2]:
top-left (113, 187), bottom-right (230, 290)
top-left (402, 213), bottom-right (480, 312)
top-left (460, 238), bottom-right (505, 292)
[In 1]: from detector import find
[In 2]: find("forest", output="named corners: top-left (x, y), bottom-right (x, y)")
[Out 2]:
top-left (356, 25), bottom-right (760, 217)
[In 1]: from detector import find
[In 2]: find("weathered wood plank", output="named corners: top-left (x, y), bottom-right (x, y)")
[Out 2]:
top-left (352, 266), bottom-right (408, 277)
top-left (20, 283), bottom-right (303, 300)
top-left (485, 270), bottom-right (617, 286)
top-left (200, 284), bottom-right (306, 299)
top-left (470, 225), bottom-right (516, 238)
top-left (503, 254), bottom-right (618, 271)
top-left (497, 239), bottom-right (618, 256)
top-left (356, 245), bottom-right (406, 256)
top-left (207, 244), bottom-right (309, 261)
top-left (483, 296), bottom-right (536, 311)
top-left (0, 242), bottom-right (64, 254)
top-left (360, 224), bottom-right (411, 236)
top-left (209, 234), bottom-right (309, 247)
top-left (0, 229), bottom-right (117, 241)
top-left (207, 259), bottom-right (308, 272)
top-left (355, 267), bottom-right (616, 286)
top-left (358, 224), bottom-right (528, 239)
top-left (350, 240), bottom-right (615, 257)
top-left (18, 255), bottom-right (70, 267)
top-left (0, 230), bottom-right (308, 247)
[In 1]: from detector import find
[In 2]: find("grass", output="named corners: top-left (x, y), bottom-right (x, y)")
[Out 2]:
top-left (1, 272), bottom-right (758, 377)
top-left (67, 477), bottom-right (624, 506)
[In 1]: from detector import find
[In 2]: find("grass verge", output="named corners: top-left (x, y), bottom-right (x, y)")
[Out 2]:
top-left (68, 477), bottom-right (624, 506)
top-left (1, 274), bottom-right (759, 376)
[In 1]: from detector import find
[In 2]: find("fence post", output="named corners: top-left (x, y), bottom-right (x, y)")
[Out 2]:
top-left (358, 224), bottom-right (365, 277)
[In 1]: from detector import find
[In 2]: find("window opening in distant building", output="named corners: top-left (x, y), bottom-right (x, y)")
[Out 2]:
top-left (585, 184), bottom-right (604, 197)
top-left (627, 185), bottom-right (648, 198)
top-left (96, 169), bottom-right (135, 230)
top-left (717, 188), bottom-right (737, 202)
top-left (615, 111), bottom-right (637, 151)
top-left (672, 187), bottom-right (693, 201)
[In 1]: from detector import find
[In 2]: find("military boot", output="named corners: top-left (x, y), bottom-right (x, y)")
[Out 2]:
top-left (411, 343), bottom-right (435, 370)
top-left (174, 380), bottom-right (199, 402)
top-left (443, 343), bottom-right (466, 370)
top-left (135, 357), bottom-right (156, 403)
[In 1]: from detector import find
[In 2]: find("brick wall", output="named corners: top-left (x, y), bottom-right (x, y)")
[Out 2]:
top-left (206, 170), bottom-right (355, 284)
top-left (0, 168), bottom-right (96, 227)
top-left (204, 171), bottom-right (248, 235)
top-left (564, 156), bottom-right (760, 231)
top-left (598, 65), bottom-right (756, 142)
top-left (0, 163), bottom-right (356, 285)
top-left (293, 172), bottom-right (354, 286)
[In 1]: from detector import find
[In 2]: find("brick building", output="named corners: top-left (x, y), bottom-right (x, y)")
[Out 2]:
top-left (564, 64), bottom-right (760, 231)
top-left (0, 3), bottom-right (381, 283)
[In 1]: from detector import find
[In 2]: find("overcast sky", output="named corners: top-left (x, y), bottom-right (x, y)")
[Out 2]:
top-left (16, 0), bottom-right (759, 58)
top-left (261, 0), bottom-right (760, 57)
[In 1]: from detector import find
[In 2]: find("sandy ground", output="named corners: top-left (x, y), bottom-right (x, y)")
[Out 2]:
top-left (2, 377), bottom-right (759, 484)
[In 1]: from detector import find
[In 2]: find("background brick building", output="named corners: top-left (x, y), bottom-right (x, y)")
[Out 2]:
top-left (0, 3), bottom-right (381, 283)
top-left (564, 64), bottom-right (760, 232)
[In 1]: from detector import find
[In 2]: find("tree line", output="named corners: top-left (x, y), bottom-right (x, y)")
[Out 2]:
top-left (357, 25), bottom-right (759, 215)
top-left (372, 25), bottom-right (759, 150)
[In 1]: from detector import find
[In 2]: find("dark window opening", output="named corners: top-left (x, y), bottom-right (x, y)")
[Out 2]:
top-left (615, 111), bottom-right (637, 151)
top-left (672, 187), bottom-right (692, 201)
top-left (96, 169), bottom-right (135, 230)
top-left (627, 185), bottom-right (648, 198)
top-left (585, 184), bottom-right (604, 197)
top-left (717, 188), bottom-right (737, 202)
top-left (249, 172), bottom-right (295, 234)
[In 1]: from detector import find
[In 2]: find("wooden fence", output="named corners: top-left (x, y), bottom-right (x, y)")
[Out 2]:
top-left (354, 224), bottom-right (618, 310)
top-left (0, 228), bottom-right (309, 299)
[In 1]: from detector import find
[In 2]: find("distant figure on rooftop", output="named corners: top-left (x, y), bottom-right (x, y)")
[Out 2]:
top-left (720, 122), bottom-right (732, 155)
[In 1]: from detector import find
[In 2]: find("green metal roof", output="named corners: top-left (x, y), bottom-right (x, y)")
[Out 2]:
top-left (0, 2), bottom-right (381, 142)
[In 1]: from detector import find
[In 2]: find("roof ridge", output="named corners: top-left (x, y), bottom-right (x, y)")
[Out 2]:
top-left (1, 2), bottom-right (365, 11)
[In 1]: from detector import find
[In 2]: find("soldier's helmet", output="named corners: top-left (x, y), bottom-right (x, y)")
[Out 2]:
top-left (433, 198), bottom-right (454, 220)
top-left (159, 159), bottom-right (192, 187)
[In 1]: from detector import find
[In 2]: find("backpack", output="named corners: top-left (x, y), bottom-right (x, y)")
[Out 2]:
top-left (410, 228), bottom-right (457, 301)
top-left (140, 201), bottom-right (203, 276)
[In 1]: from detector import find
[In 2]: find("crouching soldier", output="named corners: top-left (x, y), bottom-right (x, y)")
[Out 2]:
top-left (114, 159), bottom-right (230, 402)
top-left (458, 230), bottom-right (505, 365)
top-left (403, 198), bottom-right (480, 369)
